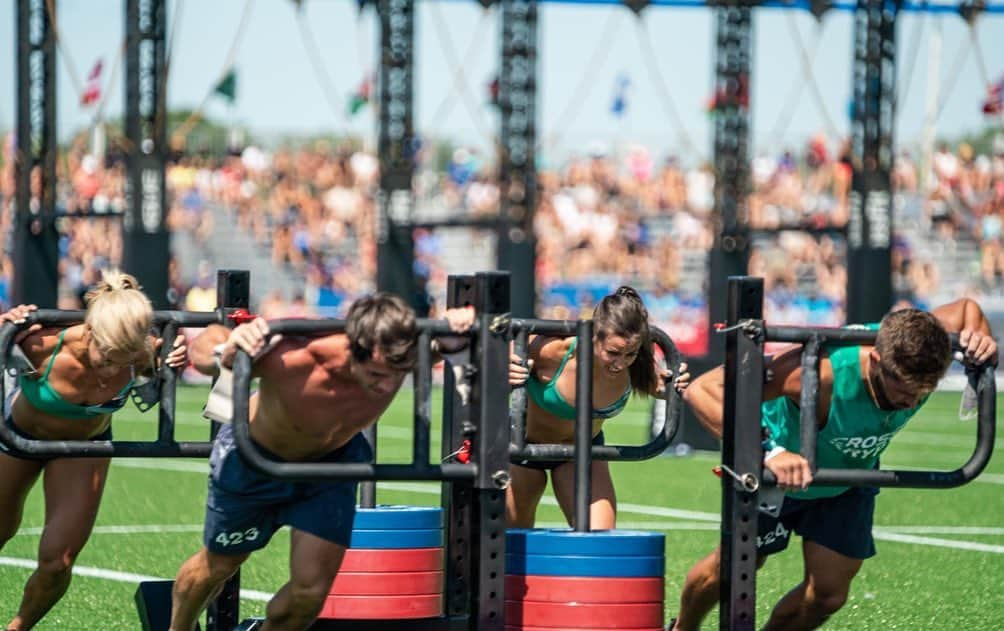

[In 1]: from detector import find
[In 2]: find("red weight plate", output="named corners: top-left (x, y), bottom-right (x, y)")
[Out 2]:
top-left (504, 600), bottom-right (663, 628)
top-left (330, 571), bottom-right (444, 596)
top-left (504, 627), bottom-right (662, 631)
top-left (339, 548), bottom-right (443, 572)
top-left (319, 593), bottom-right (444, 619)
top-left (505, 575), bottom-right (663, 604)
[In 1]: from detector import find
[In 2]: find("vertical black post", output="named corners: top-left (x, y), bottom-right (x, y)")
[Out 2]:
top-left (205, 269), bottom-right (249, 631)
top-left (413, 329), bottom-right (433, 467)
top-left (498, 0), bottom-right (538, 318)
top-left (376, 0), bottom-right (423, 313)
top-left (443, 274), bottom-right (476, 620)
top-left (124, 0), bottom-right (170, 309)
top-left (156, 320), bottom-right (179, 443)
top-left (847, 0), bottom-right (897, 322)
top-left (359, 426), bottom-right (377, 508)
top-left (443, 275), bottom-right (476, 621)
top-left (720, 277), bottom-right (764, 631)
top-left (572, 319), bottom-right (593, 532)
top-left (707, 5), bottom-right (753, 362)
top-left (798, 337), bottom-right (822, 472)
top-left (13, 0), bottom-right (58, 308)
top-left (470, 272), bottom-right (510, 631)
top-left (509, 327), bottom-right (529, 451)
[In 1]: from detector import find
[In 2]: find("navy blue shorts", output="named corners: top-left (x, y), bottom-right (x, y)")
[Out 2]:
top-left (204, 424), bottom-right (372, 554)
top-left (756, 486), bottom-right (879, 560)
top-left (514, 431), bottom-right (605, 471)
top-left (0, 387), bottom-right (113, 461)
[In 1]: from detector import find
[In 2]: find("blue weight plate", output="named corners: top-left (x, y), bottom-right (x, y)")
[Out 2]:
top-left (353, 506), bottom-right (443, 530)
top-left (505, 553), bottom-right (665, 578)
top-left (350, 528), bottom-right (444, 549)
top-left (506, 529), bottom-right (664, 557)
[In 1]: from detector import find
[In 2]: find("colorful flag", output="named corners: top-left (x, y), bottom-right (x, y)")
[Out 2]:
top-left (214, 70), bottom-right (237, 103)
top-left (80, 59), bottom-right (103, 107)
top-left (488, 76), bottom-right (500, 108)
top-left (610, 74), bottom-right (630, 118)
top-left (347, 74), bottom-right (373, 117)
top-left (705, 74), bottom-right (749, 116)
top-left (983, 75), bottom-right (1004, 116)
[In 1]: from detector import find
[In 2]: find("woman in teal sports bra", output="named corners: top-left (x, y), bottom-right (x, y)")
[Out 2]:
top-left (0, 270), bottom-right (188, 630)
top-left (507, 286), bottom-right (690, 529)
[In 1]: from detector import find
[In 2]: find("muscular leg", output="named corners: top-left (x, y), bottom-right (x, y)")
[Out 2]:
top-left (261, 529), bottom-right (346, 630)
top-left (506, 463), bottom-right (548, 528)
top-left (170, 547), bottom-right (249, 631)
top-left (550, 460), bottom-right (617, 529)
top-left (7, 457), bottom-right (109, 630)
top-left (672, 547), bottom-right (722, 631)
top-left (761, 540), bottom-right (861, 631)
top-left (0, 452), bottom-right (44, 548)
top-left (672, 547), bottom-right (769, 631)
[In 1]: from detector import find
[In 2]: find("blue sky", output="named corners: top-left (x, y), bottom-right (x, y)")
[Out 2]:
top-left (1, 0), bottom-right (1002, 165)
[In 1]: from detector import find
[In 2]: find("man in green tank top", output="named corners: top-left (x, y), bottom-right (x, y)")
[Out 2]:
top-left (669, 299), bottom-right (996, 631)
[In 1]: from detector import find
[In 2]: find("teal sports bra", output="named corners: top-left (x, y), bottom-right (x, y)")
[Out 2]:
top-left (526, 337), bottom-right (632, 420)
top-left (18, 330), bottom-right (134, 420)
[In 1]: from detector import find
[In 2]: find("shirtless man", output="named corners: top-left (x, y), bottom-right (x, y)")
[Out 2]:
top-left (169, 293), bottom-right (474, 631)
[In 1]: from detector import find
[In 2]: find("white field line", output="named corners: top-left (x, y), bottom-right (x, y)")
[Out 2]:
top-left (870, 532), bottom-right (1004, 553)
top-left (103, 462), bottom-right (1004, 554)
top-left (13, 522), bottom-right (1003, 538)
top-left (14, 524), bottom-right (203, 536)
top-left (110, 453), bottom-right (1004, 486)
top-left (0, 556), bottom-right (272, 601)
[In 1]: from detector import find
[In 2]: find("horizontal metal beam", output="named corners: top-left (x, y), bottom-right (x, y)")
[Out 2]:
top-left (508, 322), bottom-right (684, 461)
top-left (441, 0), bottom-right (1004, 15)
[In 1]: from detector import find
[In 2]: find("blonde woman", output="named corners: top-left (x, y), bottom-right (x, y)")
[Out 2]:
top-left (0, 270), bottom-right (187, 631)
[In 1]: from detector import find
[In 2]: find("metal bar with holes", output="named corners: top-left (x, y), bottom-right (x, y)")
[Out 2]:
top-left (229, 318), bottom-right (480, 482)
top-left (0, 310), bottom-right (221, 458)
top-left (508, 319), bottom-right (684, 462)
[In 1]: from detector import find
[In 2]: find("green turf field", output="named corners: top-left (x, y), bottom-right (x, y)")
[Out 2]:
top-left (1, 386), bottom-right (1001, 629)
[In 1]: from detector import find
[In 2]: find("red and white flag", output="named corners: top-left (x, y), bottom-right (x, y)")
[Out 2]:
top-left (983, 75), bottom-right (1004, 116)
top-left (80, 59), bottom-right (103, 107)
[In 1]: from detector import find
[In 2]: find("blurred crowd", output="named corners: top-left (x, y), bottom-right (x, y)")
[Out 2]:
top-left (2, 129), bottom-right (1003, 356)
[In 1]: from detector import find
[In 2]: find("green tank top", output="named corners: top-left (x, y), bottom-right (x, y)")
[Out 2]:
top-left (761, 336), bottom-right (926, 500)
top-left (525, 337), bottom-right (632, 420)
top-left (17, 330), bottom-right (134, 420)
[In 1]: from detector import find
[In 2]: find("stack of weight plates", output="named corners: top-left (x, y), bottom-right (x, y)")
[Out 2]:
top-left (505, 529), bottom-right (666, 631)
top-left (318, 506), bottom-right (444, 620)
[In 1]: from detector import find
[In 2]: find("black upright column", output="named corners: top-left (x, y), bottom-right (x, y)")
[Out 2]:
top-left (498, 0), bottom-right (538, 318)
top-left (707, 4), bottom-right (753, 363)
top-left (720, 277), bottom-right (764, 631)
top-left (847, 0), bottom-right (898, 323)
top-left (124, 0), bottom-right (170, 308)
top-left (13, 0), bottom-right (58, 308)
top-left (376, 0), bottom-right (423, 313)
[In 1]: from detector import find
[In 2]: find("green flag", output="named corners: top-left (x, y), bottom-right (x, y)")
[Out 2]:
top-left (347, 74), bottom-right (372, 117)
top-left (214, 70), bottom-right (237, 103)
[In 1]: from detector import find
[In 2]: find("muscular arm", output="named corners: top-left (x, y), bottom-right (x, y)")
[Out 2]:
top-left (188, 324), bottom-right (230, 376)
top-left (681, 347), bottom-right (806, 440)
top-left (681, 366), bottom-right (725, 439)
top-left (931, 298), bottom-right (993, 335)
top-left (931, 298), bottom-right (997, 365)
